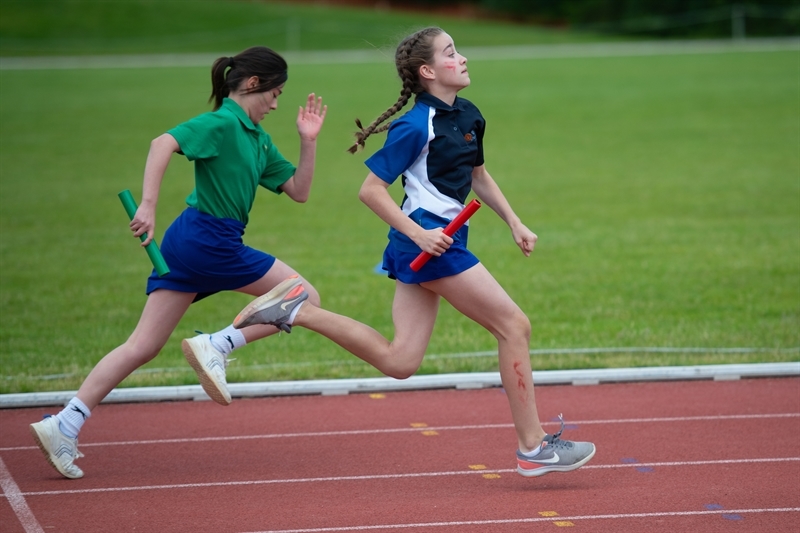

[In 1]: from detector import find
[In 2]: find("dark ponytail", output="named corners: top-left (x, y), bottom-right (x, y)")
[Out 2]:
top-left (209, 46), bottom-right (288, 110)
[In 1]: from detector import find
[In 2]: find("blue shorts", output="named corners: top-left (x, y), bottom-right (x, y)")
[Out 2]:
top-left (146, 207), bottom-right (275, 302)
top-left (381, 239), bottom-right (480, 284)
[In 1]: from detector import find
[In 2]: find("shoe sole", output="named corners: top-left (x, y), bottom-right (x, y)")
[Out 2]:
top-left (181, 339), bottom-right (231, 406)
top-left (29, 422), bottom-right (83, 479)
top-left (234, 275), bottom-right (303, 329)
top-left (516, 445), bottom-right (597, 478)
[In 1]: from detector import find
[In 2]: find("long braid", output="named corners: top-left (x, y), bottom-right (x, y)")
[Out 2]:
top-left (347, 80), bottom-right (412, 154)
top-left (347, 27), bottom-right (443, 154)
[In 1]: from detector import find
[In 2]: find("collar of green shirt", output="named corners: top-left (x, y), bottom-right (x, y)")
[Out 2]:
top-left (221, 97), bottom-right (258, 132)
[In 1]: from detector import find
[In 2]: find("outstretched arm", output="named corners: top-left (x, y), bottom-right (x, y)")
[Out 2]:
top-left (471, 164), bottom-right (537, 256)
top-left (280, 94), bottom-right (327, 203)
top-left (131, 133), bottom-right (180, 247)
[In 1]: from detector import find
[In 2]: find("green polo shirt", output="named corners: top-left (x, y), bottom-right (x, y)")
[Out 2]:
top-left (168, 98), bottom-right (296, 225)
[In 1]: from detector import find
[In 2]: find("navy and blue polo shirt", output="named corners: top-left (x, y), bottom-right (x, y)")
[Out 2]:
top-left (366, 91), bottom-right (485, 253)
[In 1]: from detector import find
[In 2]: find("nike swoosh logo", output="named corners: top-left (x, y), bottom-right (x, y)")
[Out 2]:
top-left (280, 297), bottom-right (301, 311)
top-left (530, 452), bottom-right (560, 464)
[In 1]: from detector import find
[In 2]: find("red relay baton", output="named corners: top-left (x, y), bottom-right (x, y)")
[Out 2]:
top-left (410, 199), bottom-right (482, 272)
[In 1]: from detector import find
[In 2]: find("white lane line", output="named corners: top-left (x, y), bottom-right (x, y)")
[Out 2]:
top-left (1, 413), bottom-right (797, 452)
top-left (6, 457), bottom-right (799, 497)
top-left (241, 507), bottom-right (800, 533)
top-left (0, 457), bottom-right (45, 533)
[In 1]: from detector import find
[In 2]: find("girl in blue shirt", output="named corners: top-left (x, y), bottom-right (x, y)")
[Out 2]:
top-left (235, 28), bottom-right (596, 478)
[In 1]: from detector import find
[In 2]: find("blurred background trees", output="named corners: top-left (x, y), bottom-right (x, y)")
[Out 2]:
top-left (388, 1), bottom-right (800, 38)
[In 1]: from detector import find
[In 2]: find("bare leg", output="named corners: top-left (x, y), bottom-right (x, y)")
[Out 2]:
top-left (242, 263), bottom-right (545, 451)
top-left (293, 281), bottom-right (440, 379)
top-left (179, 261), bottom-right (323, 406)
top-left (75, 289), bottom-right (195, 410)
top-left (424, 263), bottom-right (546, 452)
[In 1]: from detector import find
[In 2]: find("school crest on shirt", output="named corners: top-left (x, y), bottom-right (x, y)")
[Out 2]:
top-left (464, 130), bottom-right (476, 143)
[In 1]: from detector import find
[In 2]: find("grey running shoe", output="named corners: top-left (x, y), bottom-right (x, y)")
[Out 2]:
top-left (516, 414), bottom-right (596, 477)
top-left (182, 334), bottom-right (232, 406)
top-left (30, 415), bottom-right (85, 479)
top-left (234, 275), bottom-right (308, 332)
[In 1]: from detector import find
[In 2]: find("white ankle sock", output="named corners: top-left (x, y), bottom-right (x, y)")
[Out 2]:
top-left (57, 397), bottom-right (91, 438)
top-left (209, 325), bottom-right (246, 356)
top-left (522, 443), bottom-right (544, 457)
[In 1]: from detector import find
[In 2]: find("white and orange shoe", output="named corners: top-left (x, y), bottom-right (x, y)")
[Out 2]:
top-left (233, 275), bottom-right (308, 332)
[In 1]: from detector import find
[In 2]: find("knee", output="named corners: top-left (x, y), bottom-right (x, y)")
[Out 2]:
top-left (123, 336), bottom-right (162, 366)
top-left (517, 311), bottom-right (532, 340)
top-left (383, 353), bottom-right (423, 380)
top-left (303, 281), bottom-right (321, 307)
top-left (493, 308), bottom-right (531, 344)
top-left (385, 365), bottom-right (418, 380)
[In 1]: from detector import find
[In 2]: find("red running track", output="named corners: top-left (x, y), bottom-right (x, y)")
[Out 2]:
top-left (1, 377), bottom-right (799, 532)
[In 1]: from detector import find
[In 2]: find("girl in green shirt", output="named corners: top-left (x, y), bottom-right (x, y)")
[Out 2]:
top-left (30, 46), bottom-right (327, 479)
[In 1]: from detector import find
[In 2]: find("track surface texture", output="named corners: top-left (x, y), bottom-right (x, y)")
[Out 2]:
top-left (1, 377), bottom-right (799, 532)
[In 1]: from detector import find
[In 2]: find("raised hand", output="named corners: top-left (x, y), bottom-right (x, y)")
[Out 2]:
top-left (297, 93), bottom-right (327, 141)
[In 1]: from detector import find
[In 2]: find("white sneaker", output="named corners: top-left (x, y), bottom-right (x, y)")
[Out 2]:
top-left (182, 334), bottom-right (232, 406)
top-left (30, 415), bottom-right (85, 479)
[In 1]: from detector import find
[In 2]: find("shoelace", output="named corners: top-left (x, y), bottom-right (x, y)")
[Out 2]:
top-left (43, 415), bottom-right (85, 459)
top-left (543, 414), bottom-right (574, 450)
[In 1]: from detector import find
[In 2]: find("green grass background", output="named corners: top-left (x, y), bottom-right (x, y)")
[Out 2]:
top-left (1, 1), bottom-right (798, 394)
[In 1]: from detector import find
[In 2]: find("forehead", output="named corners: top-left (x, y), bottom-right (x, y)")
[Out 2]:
top-left (432, 32), bottom-right (455, 53)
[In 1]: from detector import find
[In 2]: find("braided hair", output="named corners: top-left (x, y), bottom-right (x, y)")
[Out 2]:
top-left (347, 27), bottom-right (444, 154)
top-left (209, 46), bottom-right (288, 111)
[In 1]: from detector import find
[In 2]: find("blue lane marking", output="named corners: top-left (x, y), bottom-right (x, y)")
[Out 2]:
top-left (705, 504), bottom-right (744, 521)
top-left (620, 457), bottom-right (653, 472)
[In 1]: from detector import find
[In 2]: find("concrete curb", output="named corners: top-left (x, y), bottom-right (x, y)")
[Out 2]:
top-left (2, 362), bottom-right (798, 409)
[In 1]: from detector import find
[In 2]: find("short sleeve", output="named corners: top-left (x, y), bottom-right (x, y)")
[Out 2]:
top-left (259, 134), bottom-right (297, 193)
top-left (167, 112), bottom-right (226, 161)
top-left (365, 117), bottom-right (428, 184)
top-left (475, 116), bottom-right (486, 167)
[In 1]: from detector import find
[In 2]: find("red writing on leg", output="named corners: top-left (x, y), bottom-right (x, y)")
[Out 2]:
top-left (513, 361), bottom-right (528, 402)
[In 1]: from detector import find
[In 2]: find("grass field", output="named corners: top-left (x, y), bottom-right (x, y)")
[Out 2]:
top-left (1, 1), bottom-right (798, 394)
top-left (0, 0), bottom-right (616, 56)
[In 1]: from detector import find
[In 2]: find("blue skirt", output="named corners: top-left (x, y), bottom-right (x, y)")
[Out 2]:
top-left (146, 208), bottom-right (275, 302)
top-left (381, 239), bottom-right (479, 284)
